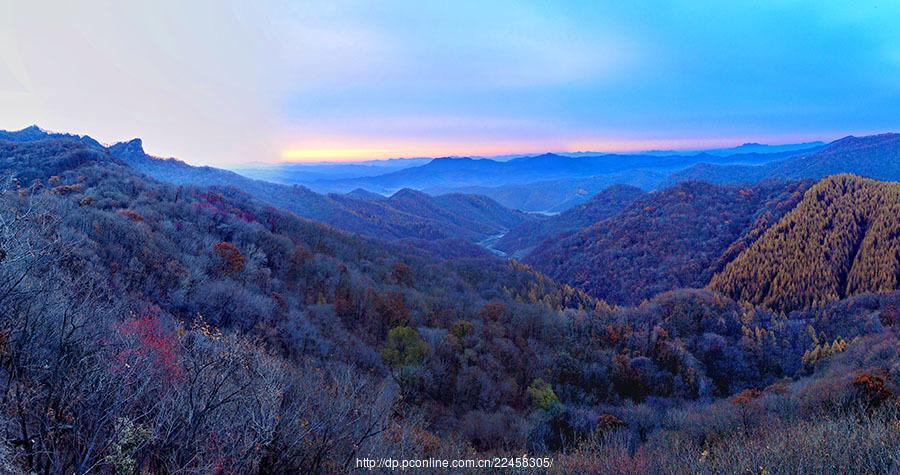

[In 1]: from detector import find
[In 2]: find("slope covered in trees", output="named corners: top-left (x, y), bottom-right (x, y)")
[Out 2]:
top-left (0, 136), bottom-right (604, 471)
top-left (710, 174), bottom-right (900, 312)
top-left (322, 187), bottom-right (538, 243)
top-left (0, 127), bottom-right (533, 244)
top-left (108, 138), bottom-right (535, 243)
top-left (494, 184), bottom-right (645, 258)
top-left (0, 132), bottom-right (896, 473)
top-left (526, 180), bottom-right (811, 305)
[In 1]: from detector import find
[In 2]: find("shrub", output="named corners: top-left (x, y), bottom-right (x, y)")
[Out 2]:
top-left (527, 378), bottom-right (560, 412)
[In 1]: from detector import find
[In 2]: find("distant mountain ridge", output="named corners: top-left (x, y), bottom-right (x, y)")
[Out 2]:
top-left (304, 148), bottom-right (819, 198)
top-left (667, 134), bottom-right (900, 185)
top-left (424, 170), bottom-right (668, 212)
top-left (232, 157), bottom-right (431, 184)
top-left (0, 125), bottom-right (102, 147)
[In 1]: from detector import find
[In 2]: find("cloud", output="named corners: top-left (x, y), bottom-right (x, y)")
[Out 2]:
top-left (2, 0), bottom-right (899, 165)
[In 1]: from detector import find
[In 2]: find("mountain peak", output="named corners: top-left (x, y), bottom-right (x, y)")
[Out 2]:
top-left (429, 156), bottom-right (474, 164)
top-left (390, 188), bottom-right (428, 200)
top-left (125, 138), bottom-right (144, 151)
top-left (822, 133), bottom-right (900, 152)
top-left (109, 138), bottom-right (146, 158)
top-left (0, 125), bottom-right (50, 142)
top-left (345, 188), bottom-right (384, 200)
top-left (21, 125), bottom-right (44, 133)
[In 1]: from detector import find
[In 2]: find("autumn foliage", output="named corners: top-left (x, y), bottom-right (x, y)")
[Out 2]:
top-left (114, 308), bottom-right (181, 380)
top-left (0, 136), bottom-right (897, 473)
top-left (711, 175), bottom-right (900, 312)
top-left (212, 241), bottom-right (245, 275)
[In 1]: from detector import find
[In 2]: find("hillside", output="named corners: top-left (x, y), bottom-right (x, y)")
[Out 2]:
top-left (0, 131), bottom-right (896, 473)
top-left (710, 174), bottom-right (900, 312)
top-left (494, 184), bottom-right (646, 258)
top-left (343, 188), bottom-right (386, 200)
top-left (668, 134), bottom-right (900, 185)
top-left (425, 170), bottom-right (666, 212)
top-left (0, 127), bottom-right (531, 244)
top-left (526, 180), bottom-right (811, 305)
top-left (110, 140), bottom-right (534, 243)
top-left (325, 188), bottom-right (538, 242)
top-left (0, 135), bottom-right (612, 470)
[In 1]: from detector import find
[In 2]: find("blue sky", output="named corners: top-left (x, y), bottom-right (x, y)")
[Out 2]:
top-left (2, 1), bottom-right (899, 164)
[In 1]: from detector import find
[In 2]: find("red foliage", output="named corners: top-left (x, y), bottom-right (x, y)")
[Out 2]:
top-left (732, 388), bottom-right (762, 407)
top-left (375, 291), bottom-right (410, 334)
top-left (117, 209), bottom-right (144, 222)
top-left (391, 262), bottom-right (413, 286)
top-left (596, 414), bottom-right (625, 433)
top-left (334, 267), bottom-right (354, 320)
top-left (113, 308), bottom-right (180, 381)
top-left (852, 371), bottom-right (894, 408)
top-left (213, 242), bottom-right (245, 275)
top-left (196, 192), bottom-right (256, 223)
top-left (51, 183), bottom-right (83, 195)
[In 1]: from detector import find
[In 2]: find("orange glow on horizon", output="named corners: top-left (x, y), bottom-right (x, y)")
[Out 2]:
top-left (278, 134), bottom-right (818, 163)
top-left (278, 139), bottom-right (567, 163)
top-left (281, 148), bottom-right (394, 162)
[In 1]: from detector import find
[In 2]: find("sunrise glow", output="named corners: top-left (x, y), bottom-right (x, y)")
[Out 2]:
top-left (3, 1), bottom-right (899, 166)
top-left (281, 148), bottom-right (394, 162)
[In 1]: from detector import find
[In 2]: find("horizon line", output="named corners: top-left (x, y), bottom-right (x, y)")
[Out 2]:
top-left (260, 139), bottom-right (833, 166)
top-left (4, 123), bottom-right (887, 168)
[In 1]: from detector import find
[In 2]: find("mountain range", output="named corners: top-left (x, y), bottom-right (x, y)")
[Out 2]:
top-left (3, 125), bottom-right (899, 305)
top-left (0, 127), bottom-right (534, 245)
top-left (666, 134), bottom-right (900, 186)
top-left (303, 148), bottom-right (818, 196)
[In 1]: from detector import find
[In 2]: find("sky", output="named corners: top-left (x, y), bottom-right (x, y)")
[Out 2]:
top-left (2, 0), bottom-right (900, 165)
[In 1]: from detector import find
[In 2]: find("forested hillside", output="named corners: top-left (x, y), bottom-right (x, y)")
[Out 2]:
top-left (1, 127), bottom-right (532, 244)
top-left (526, 180), bottom-right (811, 305)
top-left (425, 170), bottom-right (665, 212)
top-left (0, 137), bottom-right (599, 472)
top-left (6, 0), bottom-right (900, 470)
top-left (494, 184), bottom-right (645, 257)
top-left (0, 135), bottom-right (896, 473)
top-left (711, 174), bottom-right (900, 312)
top-left (109, 138), bottom-right (535, 243)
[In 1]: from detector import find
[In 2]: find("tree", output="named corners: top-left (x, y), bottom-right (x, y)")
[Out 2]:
top-left (212, 242), bottom-right (245, 275)
top-left (526, 379), bottom-right (560, 412)
top-left (391, 261), bottom-right (412, 286)
top-left (381, 327), bottom-right (430, 369)
top-left (375, 291), bottom-right (410, 337)
top-left (732, 388), bottom-right (761, 435)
